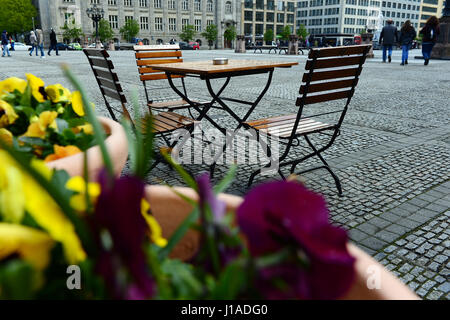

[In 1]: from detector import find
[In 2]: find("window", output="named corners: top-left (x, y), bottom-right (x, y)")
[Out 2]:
top-left (244, 0), bottom-right (253, 9)
top-left (244, 11), bottom-right (253, 21)
top-left (109, 15), bottom-right (118, 29)
top-left (140, 16), bottom-right (149, 30)
top-left (140, 0), bottom-right (148, 6)
top-left (64, 12), bottom-right (74, 25)
top-left (182, 0), bottom-right (189, 10)
top-left (182, 19), bottom-right (189, 29)
top-left (225, 1), bottom-right (232, 14)
top-left (256, 12), bottom-right (264, 21)
top-left (277, 13), bottom-right (284, 23)
top-left (207, 19), bottom-right (214, 26)
top-left (91, 0), bottom-right (99, 4)
top-left (256, 0), bottom-right (264, 9)
top-left (125, 16), bottom-right (133, 22)
top-left (108, 0), bottom-right (117, 5)
top-left (207, 0), bottom-right (213, 12)
top-left (195, 19), bottom-right (202, 32)
top-left (124, 0), bottom-right (132, 6)
top-left (194, 0), bottom-right (201, 11)
top-left (168, 0), bottom-right (176, 9)
top-left (154, 17), bottom-right (163, 31)
top-left (266, 12), bottom-right (274, 22)
top-left (169, 18), bottom-right (176, 31)
top-left (154, 0), bottom-right (161, 8)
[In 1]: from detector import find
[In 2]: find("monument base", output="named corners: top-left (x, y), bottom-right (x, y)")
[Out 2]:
top-left (431, 16), bottom-right (450, 60)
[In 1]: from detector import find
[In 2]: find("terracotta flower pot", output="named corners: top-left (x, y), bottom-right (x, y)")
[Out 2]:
top-left (46, 117), bottom-right (128, 179)
top-left (145, 185), bottom-right (419, 300)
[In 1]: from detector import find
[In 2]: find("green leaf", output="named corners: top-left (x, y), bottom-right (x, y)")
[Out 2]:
top-left (158, 207), bottom-right (200, 260)
top-left (62, 67), bottom-right (114, 178)
top-left (18, 137), bottom-right (51, 148)
top-left (162, 151), bottom-right (198, 191)
top-left (0, 259), bottom-right (37, 300)
top-left (161, 259), bottom-right (203, 299)
top-left (211, 261), bottom-right (246, 299)
top-left (214, 164), bottom-right (237, 194)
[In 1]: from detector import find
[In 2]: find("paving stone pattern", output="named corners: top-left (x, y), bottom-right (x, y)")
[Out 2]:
top-left (2, 49), bottom-right (448, 299)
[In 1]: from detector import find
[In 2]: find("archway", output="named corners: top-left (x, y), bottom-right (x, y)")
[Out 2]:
top-left (156, 38), bottom-right (164, 45)
top-left (143, 38), bottom-right (149, 45)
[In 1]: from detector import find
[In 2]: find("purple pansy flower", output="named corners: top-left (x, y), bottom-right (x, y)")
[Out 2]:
top-left (93, 171), bottom-right (154, 300)
top-left (237, 181), bottom-right (355, 300)
top-left (196, 172), bottom-right (226, 222)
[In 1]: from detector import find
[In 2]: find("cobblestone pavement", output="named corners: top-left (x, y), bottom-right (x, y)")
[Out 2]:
top-left (1, 48), bottom-right (448, 299)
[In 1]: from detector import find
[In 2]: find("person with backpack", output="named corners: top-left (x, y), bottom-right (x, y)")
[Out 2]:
top-left (420, 16), bottom-right (440, 65)
top-left (399, 20), bottom-right (416, 66)
top-left (47, 28), bottom-right (59, 56)
top-left (1, 30), bottom-right (11, 57)
top-left (379, 19), bottom-right (398, 63)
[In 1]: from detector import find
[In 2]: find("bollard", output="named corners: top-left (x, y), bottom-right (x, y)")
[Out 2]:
top-left (288, 35), bottom-right (299, 55)
top-left (235, 35), bottom-right (246, 53)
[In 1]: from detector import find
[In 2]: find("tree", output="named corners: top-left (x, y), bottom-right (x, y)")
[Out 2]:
top-left (120, 19), bottom-right (140, 43)
top-left (61, 19), bottom-right (85, 43)
top-left (279, 25), bottom-right (292, 41)
top-left (98, 19), bottom-right (114, 43)
top-left (201, 24), bottom-right (218, 49)
top-left (296, 24), bottom-right (308, 40)
top-left (179, 25), bottom-right (196, 42)
top-left (223, 26), bottom-right (237, 42)
top-left (0, 0), bottom-right (37, 36)
top-left (264, 28), bottom-right (274, 45)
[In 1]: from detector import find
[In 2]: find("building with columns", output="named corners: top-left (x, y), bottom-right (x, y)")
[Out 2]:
top-left (32, 0), bottom-right (240, 49)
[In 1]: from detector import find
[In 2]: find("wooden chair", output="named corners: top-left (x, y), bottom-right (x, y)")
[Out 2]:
top-left (83, 49), bottom-right (196, 154)
top-left (134, 44), bottom-right (208, 113)
top-left (244, 45), bottom-right (372, 195)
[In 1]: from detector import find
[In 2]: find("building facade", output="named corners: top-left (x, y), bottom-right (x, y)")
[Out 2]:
top-left (240, 0), bottom-right (297, 44)
top-left (419, 0), bottom-right (445, 28)
top-left (296, 0), bottom-right (422, 41)
top-left (33, 0), bottom-right (239, 48)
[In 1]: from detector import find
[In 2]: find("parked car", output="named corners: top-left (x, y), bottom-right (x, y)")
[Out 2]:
top-left (9, 42), bottom-right (31, 51)
top-left (179, 42), bottom-right (194, 50)
top-left (55, 43), bottom-right (74, 51)
top-left (69, 43), bottom-right (82, 50)
top-left (88, 43), bottom-right (104, 49)
top-left (189, 41), bottom-right (200, 50)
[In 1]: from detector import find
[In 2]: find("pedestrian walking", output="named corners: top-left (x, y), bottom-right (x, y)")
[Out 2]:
top-left (1, 31), bottom-right (11, 57)
top-left (420, 16), bottom-right (440, 66)
top-left (379, 18), bottom-right (398, 63)
top-left (36, 28), bottom-right (45, 58)
top-left (29, 31), bottom-right (38, 56)
top-left (47, 28), bottom-right (59, 56)
top-left (9, 36), bottom-right (14, 51)
top-left (399, 20), bottom-right (416, 65)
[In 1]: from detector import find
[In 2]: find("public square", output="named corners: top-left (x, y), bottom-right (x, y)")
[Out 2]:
top-left (2, 48), bottom-right (449, 299)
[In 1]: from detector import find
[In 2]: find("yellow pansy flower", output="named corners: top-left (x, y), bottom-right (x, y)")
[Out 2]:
top-left (0, 128), bottom-right (13, 146)
top-left (0, 77), bottom-right (27, 96)
top-left (44, 145), bottom-right (82, 163)
top-left (0, 151), bottom-right (26, 223)
top-left (65, 176), bottom-right (101, 212)
top-left (141, 199), bottom-right (167, 248)
top-left (26, 74), bottom-right (45, 103)
top-left (72, 124), bottom-right (94, 135)
top-left (70, 91), bottom-right (84, 116)
top-left (0, 150), bottom-right (86, 264)
top-left (22, 111), bottom-right (58, 139)
top-left (45, 84), bottom-right (71, 103)
top-left (0, 99), bottom-right (19, 128)
top-left (0, 223), bottom-right (55, 270)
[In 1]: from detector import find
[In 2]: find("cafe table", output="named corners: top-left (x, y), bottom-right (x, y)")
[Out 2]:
top-left (151, 59), bottom-right (299, 170)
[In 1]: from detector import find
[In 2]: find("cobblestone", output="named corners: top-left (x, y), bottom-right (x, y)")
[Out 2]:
top-left (2, 49), bottom-right (448, 300)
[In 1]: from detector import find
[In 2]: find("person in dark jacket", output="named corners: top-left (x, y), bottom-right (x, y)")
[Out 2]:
top-left (379, 19), bottom-right (398, 63)
top-left (1, 30), bottom-right (11, 57)
top-left (399, 20), bottom-right (416, 66)
top-left (420, 16), bottom-right (440, 65)
top-left (48, 28), bottom-right (59, 56)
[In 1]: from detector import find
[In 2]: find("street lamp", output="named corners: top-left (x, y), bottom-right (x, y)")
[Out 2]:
top-left (86, 4), bottom-right (104, 48)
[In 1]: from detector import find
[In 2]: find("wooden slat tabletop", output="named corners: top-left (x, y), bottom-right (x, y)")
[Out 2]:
top-left (151, 60), bottom-right (299, 75)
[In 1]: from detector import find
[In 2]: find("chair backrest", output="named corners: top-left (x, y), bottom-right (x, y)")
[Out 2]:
top-left (134, 44), bottom-right (184, 82)
top-left (297, 45), bottom-right (371, 108)
top-left (83, 49), bottom-right (131, 122)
